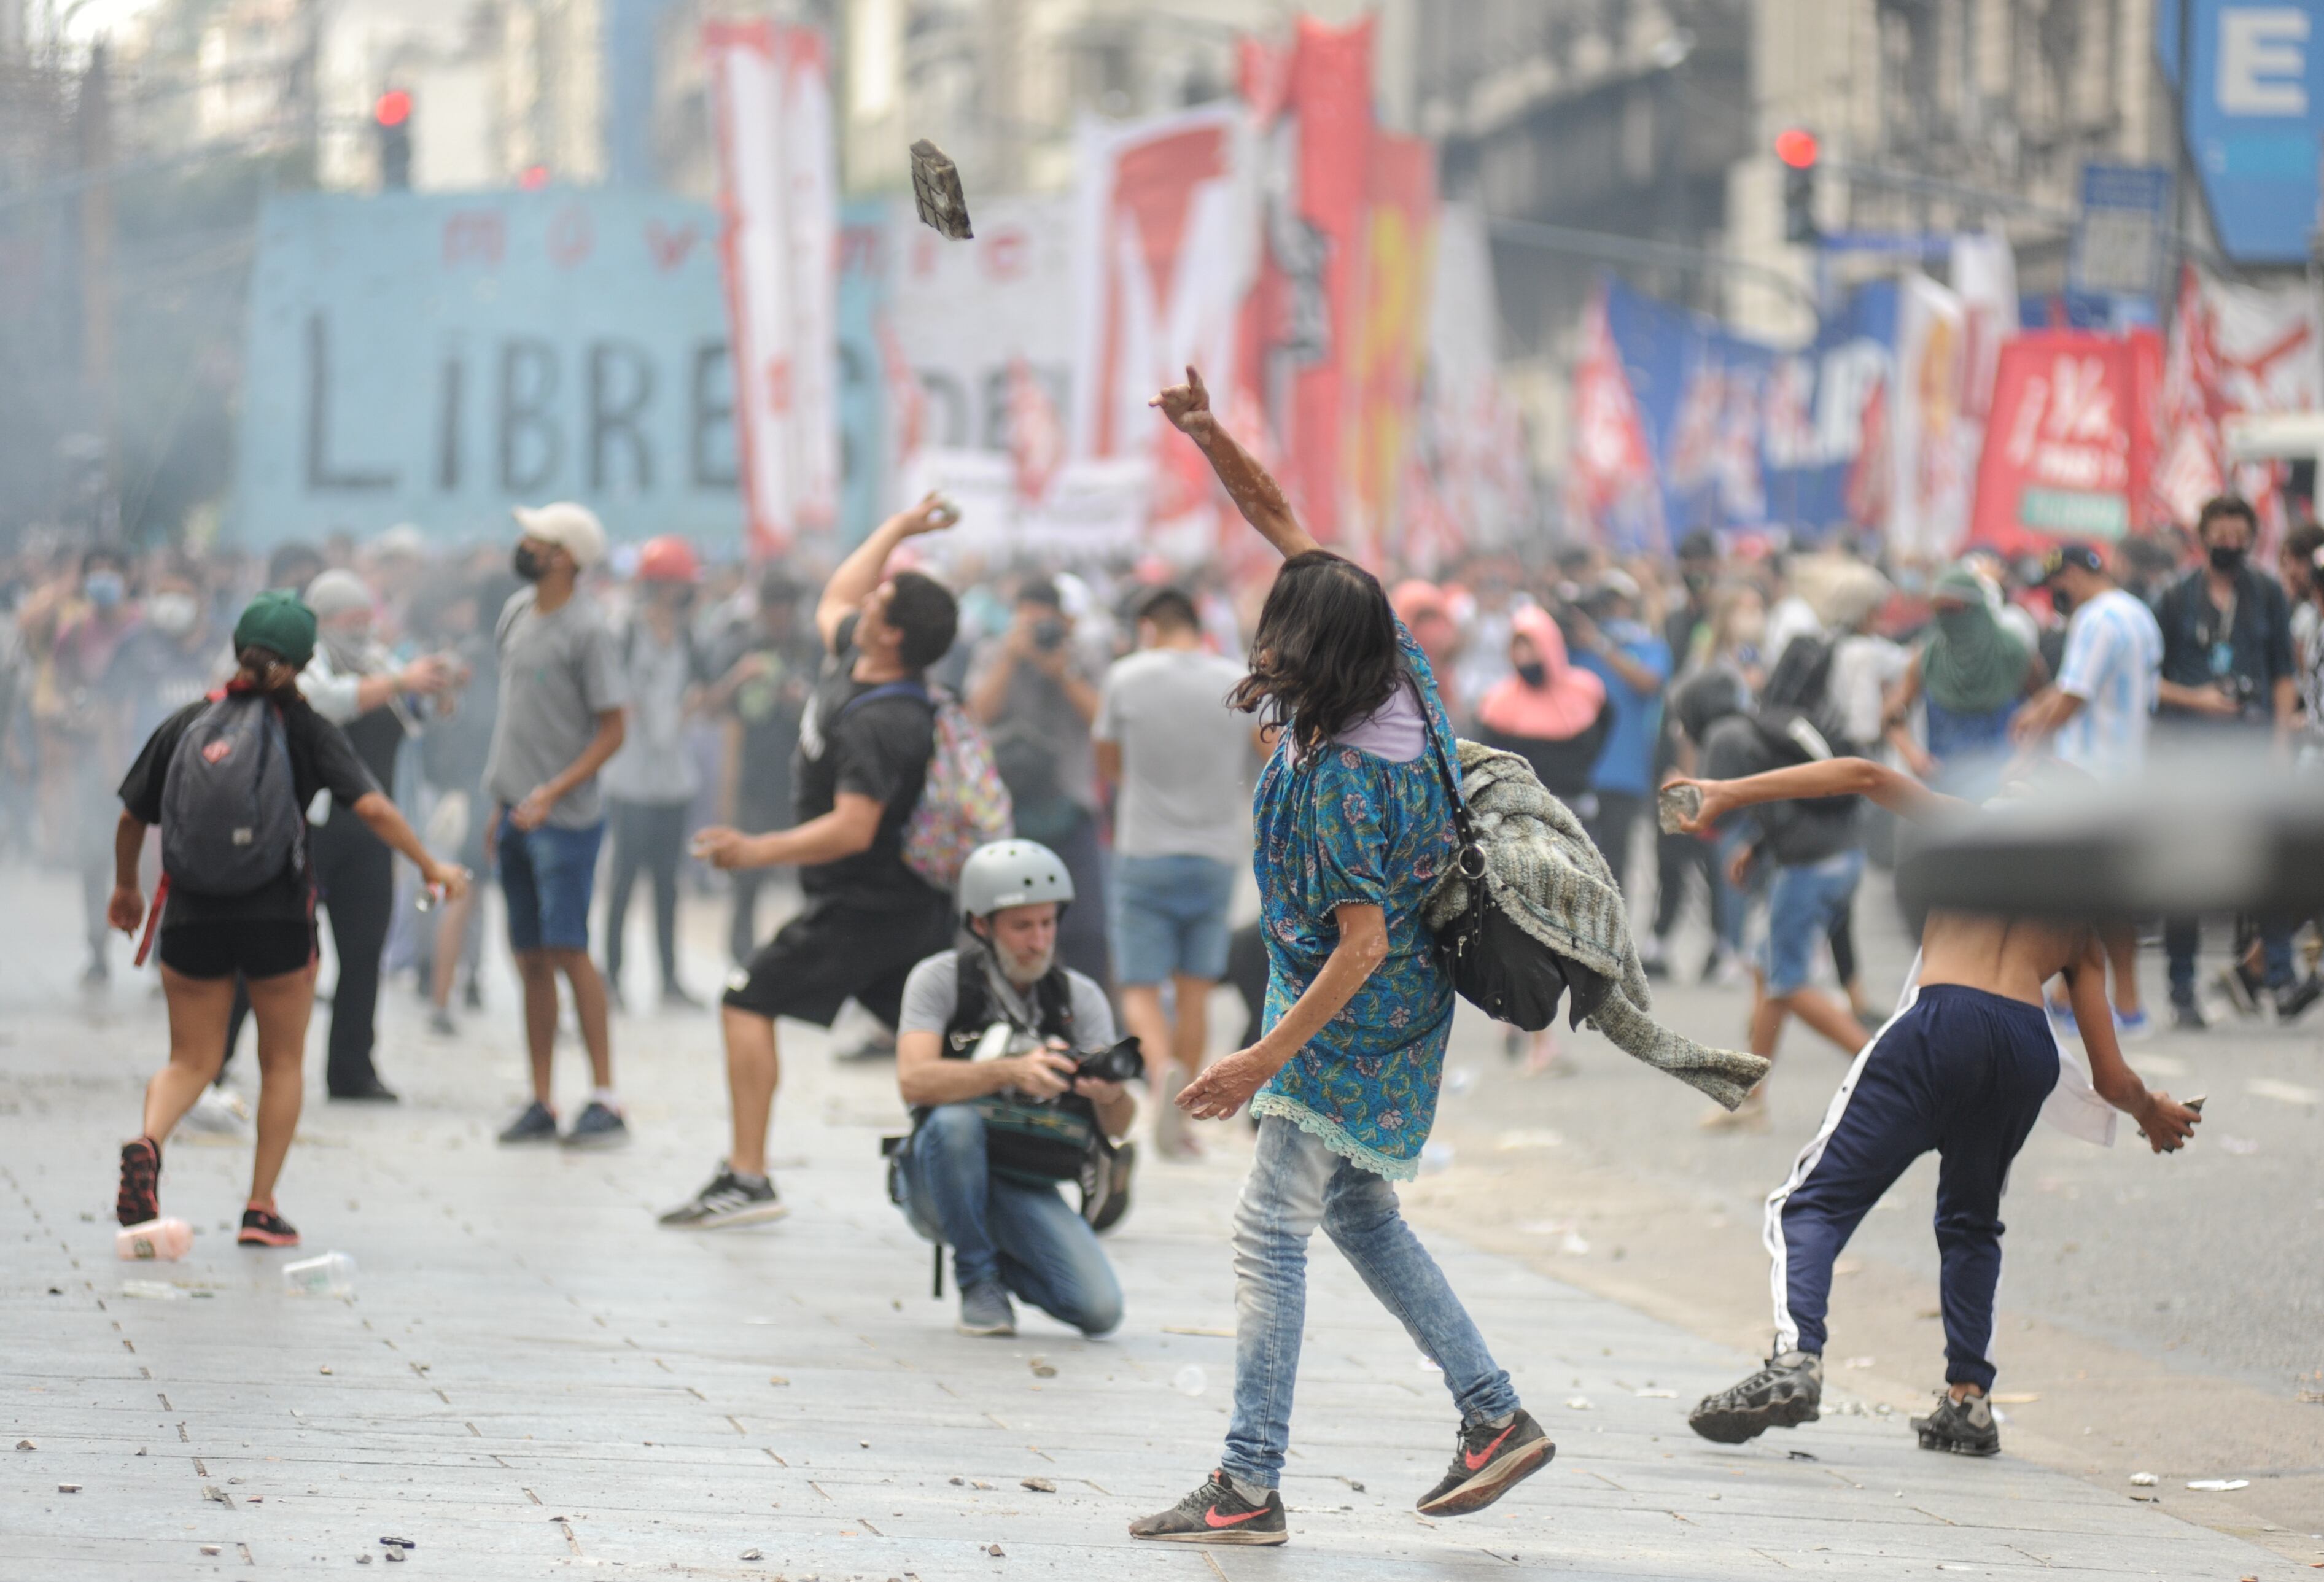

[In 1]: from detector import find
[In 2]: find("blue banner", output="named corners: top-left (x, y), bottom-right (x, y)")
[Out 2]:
top-left (1600, 277), bottom-right (1897, 547)
top-left (235, 190), bottom-right (743, 548)
top-left (2159, 0), bottom-right (2324, 265)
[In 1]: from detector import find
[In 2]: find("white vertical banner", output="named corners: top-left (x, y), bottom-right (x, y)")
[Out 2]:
top-left (1890, 271), bottom-right (1970, 562)
top-left (706, 22), bottom-right (838, 555)
top-left (1068, 103), bottom-right (1256, 519)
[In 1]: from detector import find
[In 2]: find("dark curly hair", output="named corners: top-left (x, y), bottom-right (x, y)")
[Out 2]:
top-left (1227, 551), bottom-right (1402, 758)
top-left (886, 570), bottom-right (960, 670)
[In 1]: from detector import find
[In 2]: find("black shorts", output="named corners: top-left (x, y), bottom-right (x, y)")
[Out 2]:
top-left (157, 920), bottom-right (316, 982)
top-left (723, 891), bottom-right (954, 1029)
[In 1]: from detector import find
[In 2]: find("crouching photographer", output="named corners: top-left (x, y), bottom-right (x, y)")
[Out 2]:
top-left (892, 841), bottom-right (1138, 1338)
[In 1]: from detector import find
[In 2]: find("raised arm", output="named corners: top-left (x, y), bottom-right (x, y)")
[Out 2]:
top-left (1151, 366), bottom-right (1320, 560)
top-left (814, 492), bottom-right (956, 651)
top-left (1664, 756), bottom-right (1969, 832)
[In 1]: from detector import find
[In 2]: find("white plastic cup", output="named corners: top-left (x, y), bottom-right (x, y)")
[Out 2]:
top-left (115, 1218), bottom-right (193, 1262)
top-left (282, 1251), bottom-right (357, 1297)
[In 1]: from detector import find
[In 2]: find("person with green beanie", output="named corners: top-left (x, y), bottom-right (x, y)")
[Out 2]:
top-left (1882, 563), bottom-right (2046, 799)
top-left (104, 593), bottom-right (472, 1255)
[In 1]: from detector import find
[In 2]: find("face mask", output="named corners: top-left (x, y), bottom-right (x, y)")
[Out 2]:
top-left (147, 592), bottom-right (198, 637)
top-left (512, 543), bottom-right (548, 582)
top-left (2208, 543), bottom-right (2247, 574)
top-left (1683, 570), bottom-right (1712, 595)
top-left (1515, 661), bottom-right (1548, 688)
top-left (1935, 607), bottom-right (1980, 640)
top-left (2050, 586), bottom-right (2075, 616)
top-left (85, 572), bottom-right (124, 608)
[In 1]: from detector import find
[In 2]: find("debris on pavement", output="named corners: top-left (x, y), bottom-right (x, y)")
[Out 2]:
top-left (15, 1440), bottom-right (33, 1451)
top-left (740, 1548), bottom-right (762, 1561)
top-left (2129, 1472), bottom-right (2158, 1486)
top-left (2186, 1478), bottom-right (2250, 1492)
top-left (1028, 1359), bottom-right (1056, 1378)
top-left (1020, 1477), bottom-right (1054, 1493)
top-left (56, 1483), bottom-right (80, 1493)
top-left (985, 1542), bottom-right (1005, 1557)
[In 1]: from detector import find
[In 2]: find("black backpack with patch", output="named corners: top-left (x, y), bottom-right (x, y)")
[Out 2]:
top-left (158, 693), bottom-right (306, 896)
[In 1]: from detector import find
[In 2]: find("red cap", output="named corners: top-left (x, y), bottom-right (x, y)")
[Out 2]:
top-left (637, 535), bottom-right (701, 584)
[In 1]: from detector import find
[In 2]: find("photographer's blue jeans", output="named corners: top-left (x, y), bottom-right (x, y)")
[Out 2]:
top-left (1221, 1118), bottom-right (1520, 1489)
top-left (906, 1104), bottom-right (1122, 1336)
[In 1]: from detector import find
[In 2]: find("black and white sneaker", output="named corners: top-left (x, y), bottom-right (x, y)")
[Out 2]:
top-left (1911, 1390), bottom-right (2000, 1456)
top-left (1129, 1471), bottom-right (1288, 1546)
top-left (1417, 1408), bottom-right (1554, 1516)
top-left (561, 1100), bottom-right (630, 1150)
top-left (657, 1166), bottom-right (786, 1228)
top-left (497, 1100), bottom-right (558, 1145)
top-left (1688, 1350), bottom-right (1823, 1444)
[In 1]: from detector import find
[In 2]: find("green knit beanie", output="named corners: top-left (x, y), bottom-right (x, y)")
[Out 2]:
top-left (231, 589), bottom-right (318, 669)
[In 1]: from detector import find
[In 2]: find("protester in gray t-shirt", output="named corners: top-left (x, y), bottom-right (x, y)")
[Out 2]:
top-left (481, 503), bottom-right (631, 1154)
top-left (484, 587), bottom-right (626, 830)
top-left (1093, 587), bottom-right (1254, 1158)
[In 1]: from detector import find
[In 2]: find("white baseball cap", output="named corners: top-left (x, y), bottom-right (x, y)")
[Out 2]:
top-left (512, 502), bottom-right (608, 570)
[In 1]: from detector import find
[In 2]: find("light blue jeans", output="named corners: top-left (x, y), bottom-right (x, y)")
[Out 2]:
top-left (1221, 1117), bottom-right (1520, 1487)
top-left (905, 1104), bottom-right (1124, 1336)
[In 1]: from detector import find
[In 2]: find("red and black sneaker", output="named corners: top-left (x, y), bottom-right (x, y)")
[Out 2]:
top-left (1128, 1470), bottom-right (1288, 1546)
top-left (236, 1203), bottom-right (300, 1248)
top-left (1417, 1408), bottom-right (1555, 1516)
top-left (117, 1138), bottom-right (161, 1227)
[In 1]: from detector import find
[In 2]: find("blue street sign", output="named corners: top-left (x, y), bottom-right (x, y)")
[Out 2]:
top-left (2159, 0), bottom-right (2324, 265)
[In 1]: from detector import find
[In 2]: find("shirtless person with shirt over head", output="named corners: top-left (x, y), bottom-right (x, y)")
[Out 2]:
top-left (1658, 756), bottom-right (2201, 1457)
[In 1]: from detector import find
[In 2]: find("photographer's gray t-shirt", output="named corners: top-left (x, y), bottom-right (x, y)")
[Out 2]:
top-left (897, 948), bottom-right (1116, 1047)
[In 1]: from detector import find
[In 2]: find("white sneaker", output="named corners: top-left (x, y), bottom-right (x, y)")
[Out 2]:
top-left (182, 1087), bottom-right (249, 1135)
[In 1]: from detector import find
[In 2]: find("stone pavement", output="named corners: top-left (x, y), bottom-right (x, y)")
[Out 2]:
top-left (0, 879), bottom-right (2307, 1579)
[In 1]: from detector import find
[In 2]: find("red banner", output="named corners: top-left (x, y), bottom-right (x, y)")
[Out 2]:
top-left (1968, 328), bottom-right (2160, 557)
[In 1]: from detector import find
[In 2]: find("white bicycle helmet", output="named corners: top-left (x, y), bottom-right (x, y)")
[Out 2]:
top-left (957, 839), bottom-right (1075, 921)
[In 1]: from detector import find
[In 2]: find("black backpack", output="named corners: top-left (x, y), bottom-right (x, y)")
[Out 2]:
top-left (159, 694), bottom-right (306, 896)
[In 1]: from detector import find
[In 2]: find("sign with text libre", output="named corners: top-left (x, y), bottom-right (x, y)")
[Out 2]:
top-left (2161, 0), bottom-right (2324, 265)
top-left (235, 190), bottom-right (740, 548)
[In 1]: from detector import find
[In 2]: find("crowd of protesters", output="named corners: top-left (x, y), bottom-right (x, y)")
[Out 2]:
top-left (8, 493), bottom-right (2322, 1115)
top-left (12, 446), bottom-right (2317, 1539)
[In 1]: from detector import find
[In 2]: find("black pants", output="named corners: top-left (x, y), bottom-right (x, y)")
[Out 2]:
top-left (605, 797), bottom-right (690, 995)
top-left (1585, 791), bottom-right (1646, 902)
top-left (222, 815), bottom-right (393, 1092)
top-left (1652, 826), bottom-right (1714, 942)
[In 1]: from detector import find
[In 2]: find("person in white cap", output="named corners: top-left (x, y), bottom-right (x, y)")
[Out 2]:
top-left (483, 503), bottom-right (631, 1148)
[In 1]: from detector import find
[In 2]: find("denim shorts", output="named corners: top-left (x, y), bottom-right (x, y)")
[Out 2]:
top-left (1111, 853), bottom-right (1237, 985)
top-left (497, 812), bottom-right (605, 953)
top-left (1755, 847), bottom-right (1863, 998)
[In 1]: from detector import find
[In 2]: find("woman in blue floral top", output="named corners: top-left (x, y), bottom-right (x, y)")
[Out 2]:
top-left (1129, 370), bottom-right (1553, 1549)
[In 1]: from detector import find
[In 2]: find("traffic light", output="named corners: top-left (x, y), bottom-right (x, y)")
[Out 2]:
top-left (1776, 126), bottom-right (1818, 244)
top-left (375, 88), bottom-right (413, 190)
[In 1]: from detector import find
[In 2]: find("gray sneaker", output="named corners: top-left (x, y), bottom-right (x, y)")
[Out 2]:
top-left (1687, 1350), bottom-right (1823, 1444)
top-left (957, 1279), bottom-right (1016, 1336)
top-left (497, 1100), bottom-right (558, 1145)
top-left (561, 1101), bottom-right (629, 1150)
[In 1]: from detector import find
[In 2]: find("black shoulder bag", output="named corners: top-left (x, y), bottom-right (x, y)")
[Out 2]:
top-left (1420, 726), bottom-right (1609, 1034)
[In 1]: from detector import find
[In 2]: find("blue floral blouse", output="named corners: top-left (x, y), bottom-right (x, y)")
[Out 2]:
top-left (1246, 618), bottom-right (1461, 1180)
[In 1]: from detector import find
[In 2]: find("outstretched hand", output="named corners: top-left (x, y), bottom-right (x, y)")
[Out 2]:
top-left (1658, 775), bottom-right (1734, 836)
top-left (896, 492), bottom-right (958, 538)
top-left (1150, 366), bottom-right (1216, 441)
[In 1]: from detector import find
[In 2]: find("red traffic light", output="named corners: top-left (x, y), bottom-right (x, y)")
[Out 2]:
top-left (1774, 128), bottom-right (1819, 169)
top-left (375, 89), bottom-right (412, 128)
